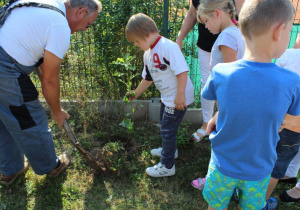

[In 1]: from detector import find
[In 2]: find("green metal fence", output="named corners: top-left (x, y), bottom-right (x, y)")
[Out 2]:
top-left (40, 0), bottom-right (191, 101)
top-left (1, 0), bottom-right (300, 103)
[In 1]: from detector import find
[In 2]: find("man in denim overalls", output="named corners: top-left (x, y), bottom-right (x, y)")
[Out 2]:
top-left (0, 0), bottom-right (102, 185)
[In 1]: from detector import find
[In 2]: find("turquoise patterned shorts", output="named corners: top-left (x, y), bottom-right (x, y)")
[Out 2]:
top-left (203, 161), bottom-right (270, 210)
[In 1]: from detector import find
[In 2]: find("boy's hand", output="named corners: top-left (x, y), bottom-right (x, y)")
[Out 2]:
top-left (278, 120), bottom-right (286, 133)
top-left (125, 90), bottom-right (138, 102)
top-left (207, 111), bottom-right (219, 134)
top-left (174, 94), bottom-right (187, 111)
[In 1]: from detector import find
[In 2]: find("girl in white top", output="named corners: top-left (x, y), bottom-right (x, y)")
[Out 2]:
top-left (192, 0), bottom-right (245, 143)
top-left (191, 0), bottom-right (246, 189)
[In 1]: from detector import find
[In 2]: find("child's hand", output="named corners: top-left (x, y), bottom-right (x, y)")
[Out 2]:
top-left (174, 94), bottom-right (187, 111)
top-left (278, 120), bottom-right (286, 133)
top-left (207, 112), bottom-right (219, 134)
top-left (125, 91), bottom-right (138, 102)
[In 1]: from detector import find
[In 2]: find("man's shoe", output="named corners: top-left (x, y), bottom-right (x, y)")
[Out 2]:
top-left (145, 162), bottom-right (175, 177)
top-left (48, 153), bottom-right (70, 177)
top-left (150, 147), bottom-right (178, 159)
top-left (0, 159), bottom-right (30, 186)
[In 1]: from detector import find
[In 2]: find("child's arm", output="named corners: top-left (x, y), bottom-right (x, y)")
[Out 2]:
top-left (127, 79), bottom-right (153, 101)
top-left (293, 32), bottom-right (300, 49)
top-left (220, 45), bottom-right (237, 63)
top-left (279, 114), bottom-right (300, 133)
top-left (174, 72), bottom-right (188, 110)
top-left (207, 110), bottom-right (219, 134)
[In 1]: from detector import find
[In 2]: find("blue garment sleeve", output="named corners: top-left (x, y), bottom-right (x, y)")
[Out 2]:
top-left (288, 77), bottom-right (300, 116)
top-left (202, 68), bottom-right (217, 100)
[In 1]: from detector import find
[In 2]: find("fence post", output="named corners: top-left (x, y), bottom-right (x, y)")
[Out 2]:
top-left (163, 0), bottom-right (169, 38)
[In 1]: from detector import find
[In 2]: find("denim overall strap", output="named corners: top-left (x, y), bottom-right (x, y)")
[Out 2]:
top-left (0, 1), bottom-right (65, 27)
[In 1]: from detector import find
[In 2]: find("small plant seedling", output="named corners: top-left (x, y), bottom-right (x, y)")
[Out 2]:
top-left (126, 92), bottom-right (136, 99)
top-left (123, 92), bottom-right (137, 104)
top-left (102, 141), bottom-right (126, 175)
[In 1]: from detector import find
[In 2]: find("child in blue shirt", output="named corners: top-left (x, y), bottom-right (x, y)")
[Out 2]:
top-left (202, 0), bottom-right (300, 209)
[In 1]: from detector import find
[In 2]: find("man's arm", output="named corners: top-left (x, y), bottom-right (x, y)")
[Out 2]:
top-left (176, 1), bottom-right (197, 49)
top-left (41, 50), bottom-right (69, 127)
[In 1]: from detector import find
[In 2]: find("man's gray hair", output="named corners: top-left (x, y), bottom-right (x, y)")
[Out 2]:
top-left (65, 0), bottom-right (102, 13)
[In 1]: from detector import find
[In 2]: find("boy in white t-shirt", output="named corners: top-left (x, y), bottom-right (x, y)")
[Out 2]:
top-left (125, 13), bottom-right (194, 177)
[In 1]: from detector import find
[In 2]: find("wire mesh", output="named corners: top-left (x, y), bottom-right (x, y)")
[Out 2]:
top-left (0, 0), bottom-right (299, 103)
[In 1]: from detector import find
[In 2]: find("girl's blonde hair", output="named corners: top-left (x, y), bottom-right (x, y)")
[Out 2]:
top-left (125, 13), bottom-right (159, 42)
top-left (197, 0), bottom-right (238, 26)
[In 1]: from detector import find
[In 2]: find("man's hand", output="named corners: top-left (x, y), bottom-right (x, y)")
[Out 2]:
top-left (52, 109), bottom-right (70, 127)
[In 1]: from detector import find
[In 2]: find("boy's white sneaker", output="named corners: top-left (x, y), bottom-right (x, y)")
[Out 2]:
top-left (145, 162), bottom-right (175, 177)
top-left (150, 147), bottom-right (178, 159)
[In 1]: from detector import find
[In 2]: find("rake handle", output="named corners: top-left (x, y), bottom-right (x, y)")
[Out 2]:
top-left (63, 120), bottom-right (104, 173)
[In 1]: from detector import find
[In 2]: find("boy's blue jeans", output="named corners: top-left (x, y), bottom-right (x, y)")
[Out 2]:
top-left (271, 128), bottom-right (300, 179)
top-left (159, 103), bottom-right (186, 168)
top-left (0, 47), bottom-right (59, 176)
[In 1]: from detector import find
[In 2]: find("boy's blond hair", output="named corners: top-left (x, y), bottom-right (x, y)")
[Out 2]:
top-left (125, 13), bottom-right (159, 41)
top-left (197, 0), bottom-right (237, 24)
top-left (239, 0), bottom-right (295, 40)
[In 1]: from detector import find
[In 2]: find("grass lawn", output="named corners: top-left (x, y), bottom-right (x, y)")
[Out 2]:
top-left (0, 106), bottom-right (299, 210)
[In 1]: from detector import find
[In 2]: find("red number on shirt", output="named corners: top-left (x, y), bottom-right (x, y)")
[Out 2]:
top-left (153, 53), bottom-right (161, 68)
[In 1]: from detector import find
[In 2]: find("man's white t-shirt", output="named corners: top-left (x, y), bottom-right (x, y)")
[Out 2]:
top-left (0, 0), bottom-right (70, 66)
top-left (142, 36), bottom-right (194, 107)
top-left (210, 26), bottom-right (245, 70)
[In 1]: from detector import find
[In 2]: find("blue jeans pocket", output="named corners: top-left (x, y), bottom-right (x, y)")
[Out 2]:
top-left (163, 106), bottom-right (177, 120)
top-left (272, 129), bottom-right (300, 178)
top-left (278, 129), bottom-right (300, 152)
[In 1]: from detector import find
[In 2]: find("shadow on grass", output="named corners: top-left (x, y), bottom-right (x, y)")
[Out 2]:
top-left (82, 132), bottom-right (213, 209)
top-left (32, 173), bottom-right (67, 210)
top-left (0, 173), bottom-right (28, 209)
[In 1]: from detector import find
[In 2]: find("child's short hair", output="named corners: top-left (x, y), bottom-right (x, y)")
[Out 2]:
top-left (239, 0), bottom-right (295, 40)
top-left (125, 13), bottom-right (159, 42)
top-left (197, 0), bottom-right (237, 24)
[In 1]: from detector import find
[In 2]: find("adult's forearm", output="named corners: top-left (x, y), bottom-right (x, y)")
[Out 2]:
top-left (41, 79), bottom-right (61, 114)
top-left (177, 15), bottom-right (196, 41)
top-left (176, 2), bottom-right (197, 48)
